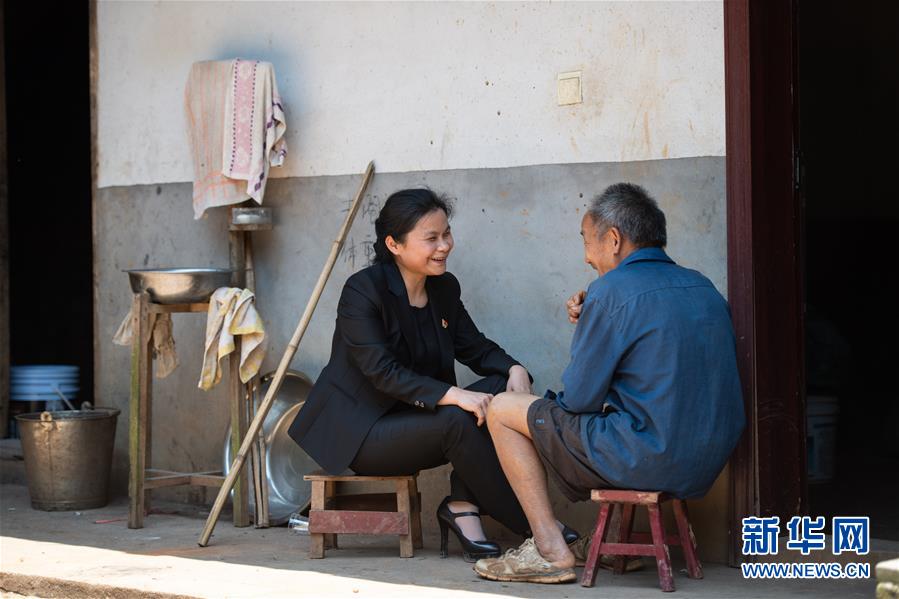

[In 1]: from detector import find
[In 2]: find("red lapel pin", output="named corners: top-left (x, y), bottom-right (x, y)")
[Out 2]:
top-left (441, 318), bottom-right (448, 329)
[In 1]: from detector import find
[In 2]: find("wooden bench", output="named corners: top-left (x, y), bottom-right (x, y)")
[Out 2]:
top-left (581, 489), bottom-right (703, 592)
top-left (303, 471), bottom-right (423, 558)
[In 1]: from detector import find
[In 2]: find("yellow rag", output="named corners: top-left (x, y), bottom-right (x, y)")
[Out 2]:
top-left (113, 309), bottom-right (179, 379)
top-left (199, 287), bottom-right (266, 390)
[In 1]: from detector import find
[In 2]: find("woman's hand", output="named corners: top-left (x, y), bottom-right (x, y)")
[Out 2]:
top-left (566, 290), bottom-right (587, 324)
top-left (437, 386), bottom-right (493, 426)
top-left (506, 365), bottom-right (532, 393)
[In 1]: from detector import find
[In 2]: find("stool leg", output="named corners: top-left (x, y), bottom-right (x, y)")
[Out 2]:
top-left (396, 480), bottom-right (414, 558)
top-left (673, 499), bottom-right (703, 579)
top-left (143, 316), bottom-right (154, 520)
top-left (324, 481), bottom-right (338, 550)
top-left (581, 502), bottom-right (612, 587)
top-left (128, 292), bottom-right (151, 529)
top-left (647, 504), bottom-right (675, 592)
top-left (309, 481), bottom-right (325, 559)
top-left (408, 478), bottom-right (423, 549)
top-left (614, 503), bottom-right (635, 574)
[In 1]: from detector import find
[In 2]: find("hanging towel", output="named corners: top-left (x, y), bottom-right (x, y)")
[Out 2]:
top-left (113, 310), bottom-right (179, 379)
top-left (185, 60), bottom-right (247, 219)
top-left (221, 59), bottom-right (287, 205)
top-left (199, 287), bottom-right (266, 391)
top-left (185, 59), bottom-right (287, 220)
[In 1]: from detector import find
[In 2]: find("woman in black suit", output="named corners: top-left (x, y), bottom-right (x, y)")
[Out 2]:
top-left (288, 189), bottom-right (537, 561)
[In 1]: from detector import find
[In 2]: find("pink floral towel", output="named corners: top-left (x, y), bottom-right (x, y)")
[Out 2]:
top-left (221, 59), bottom-right (287, 206)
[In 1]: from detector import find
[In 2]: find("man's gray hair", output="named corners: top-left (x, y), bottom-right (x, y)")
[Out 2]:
top-left (587, 183), bottom-right (667, 248)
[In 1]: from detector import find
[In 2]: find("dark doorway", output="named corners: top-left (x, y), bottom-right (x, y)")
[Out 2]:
top-left (800, 1), bottom-right (899, 541)
top-left (2, 0), bottom-right (93, 433)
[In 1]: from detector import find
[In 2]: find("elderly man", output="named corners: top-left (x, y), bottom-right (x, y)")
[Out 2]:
top-left (475, 183), bottom-right (745, 583)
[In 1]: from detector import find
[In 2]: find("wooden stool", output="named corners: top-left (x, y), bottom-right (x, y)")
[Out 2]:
top-left (304, 471), bottom-right (424, 558)
top-left (581, 490), bottom-right (703, 592)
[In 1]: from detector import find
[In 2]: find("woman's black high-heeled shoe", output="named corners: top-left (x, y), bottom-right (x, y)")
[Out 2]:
top-left (561, 524), bottom-right (580, 544)
top-left (524, 524), bottom-right (580, 544)
top-left (436, 497), bottom-right (502, 563)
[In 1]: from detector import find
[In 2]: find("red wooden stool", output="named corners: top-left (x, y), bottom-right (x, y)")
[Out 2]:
top-left (304, 470), bottom-right (423, 559)
top-left (581, 490), bottom-right (703, 592)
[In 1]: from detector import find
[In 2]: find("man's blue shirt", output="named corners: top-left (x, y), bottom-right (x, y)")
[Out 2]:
top-left (556, 247), bottom-right (745, 498)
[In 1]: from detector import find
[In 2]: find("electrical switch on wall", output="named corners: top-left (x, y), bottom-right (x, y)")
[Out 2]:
top-left (557, 71), bottom-right (582, 106)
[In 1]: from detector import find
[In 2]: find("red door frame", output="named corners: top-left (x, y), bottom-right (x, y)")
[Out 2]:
top-left (724, 0), bottom-right (806, 563)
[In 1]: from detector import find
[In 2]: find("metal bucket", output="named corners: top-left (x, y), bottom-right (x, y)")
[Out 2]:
top-left (15, 408), bottom-right (120, 511)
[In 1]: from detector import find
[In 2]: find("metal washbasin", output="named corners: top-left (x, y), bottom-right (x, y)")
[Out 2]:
top-left (125, 268), bottom-right (235, 304)
top-left (224, 370), bottom-right (318, 524)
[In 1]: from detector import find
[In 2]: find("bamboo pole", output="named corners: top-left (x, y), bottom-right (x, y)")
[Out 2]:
top-left (198, 161), bottom-right (374, 546)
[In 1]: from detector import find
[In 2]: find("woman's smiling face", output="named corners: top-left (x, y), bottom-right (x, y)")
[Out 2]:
top-left (387, 208), bottom-right (454, 277)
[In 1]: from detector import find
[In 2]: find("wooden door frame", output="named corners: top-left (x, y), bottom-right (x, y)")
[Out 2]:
top-left (724, 0), bottom-right (806, 563)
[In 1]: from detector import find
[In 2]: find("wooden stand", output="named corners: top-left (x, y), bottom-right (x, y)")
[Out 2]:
top-left (304, 471), bottom-right (424, 559)
top-left (228, 219), bottom-right (272, 528)
top-left (128, 292), bottom-right (249, 529)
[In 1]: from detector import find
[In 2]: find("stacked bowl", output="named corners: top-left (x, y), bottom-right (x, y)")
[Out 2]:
top-left (11, 364), bottom-right (80, 411)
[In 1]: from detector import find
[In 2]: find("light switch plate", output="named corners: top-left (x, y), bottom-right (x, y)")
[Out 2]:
top-left (557, 71), bottom-right (582, 106)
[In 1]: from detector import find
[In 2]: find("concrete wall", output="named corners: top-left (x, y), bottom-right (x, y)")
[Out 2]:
top-left (94, 1), bottom-right (733, 562)
top-left (97, 1), bottom-right (724, 184)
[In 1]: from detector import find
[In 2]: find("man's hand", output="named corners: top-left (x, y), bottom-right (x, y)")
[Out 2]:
top-left (566, 290), bottom-right (586, 324)
top-left (506, 364), bottom-right (532, 393)
top-left (438, 386), bottom-right (493, 426)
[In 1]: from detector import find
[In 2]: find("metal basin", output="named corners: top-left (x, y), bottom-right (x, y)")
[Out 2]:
top-left (231, 206), bottom-right (272, 226)
top-left (125, 268), bottom-right (235, 304)
top-left (224, 370), bottom-right (319, 524)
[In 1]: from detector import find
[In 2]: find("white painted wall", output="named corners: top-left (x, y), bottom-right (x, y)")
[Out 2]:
top-left (97, 0), bottom-right (725, 188)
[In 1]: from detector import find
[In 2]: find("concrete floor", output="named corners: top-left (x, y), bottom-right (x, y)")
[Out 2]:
top-left (0, 484), bottom-right (879, 599)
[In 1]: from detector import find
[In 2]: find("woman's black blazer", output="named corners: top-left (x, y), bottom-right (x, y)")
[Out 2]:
top-left (288, 261), bottom-right (521, 474)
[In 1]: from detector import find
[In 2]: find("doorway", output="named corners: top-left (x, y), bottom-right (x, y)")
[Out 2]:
top-left (2, 0), bottom-right (93, 434)
top-left (724, 0), bottom-right (899, 558)
top-left (799, 1), bottom-right (899, 541)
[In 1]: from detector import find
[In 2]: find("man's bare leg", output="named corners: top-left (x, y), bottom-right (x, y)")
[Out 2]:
top-left (486, 392), bottom-right (574, 569)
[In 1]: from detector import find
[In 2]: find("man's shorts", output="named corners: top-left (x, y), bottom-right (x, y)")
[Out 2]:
top-left (527, 395), bottom-right (613, 502)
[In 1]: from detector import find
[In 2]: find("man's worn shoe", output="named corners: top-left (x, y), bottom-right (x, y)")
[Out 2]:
top-left (473, 538), bottom-right (577, 584)
top-left (568, 535), bottom-right (644, 571)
